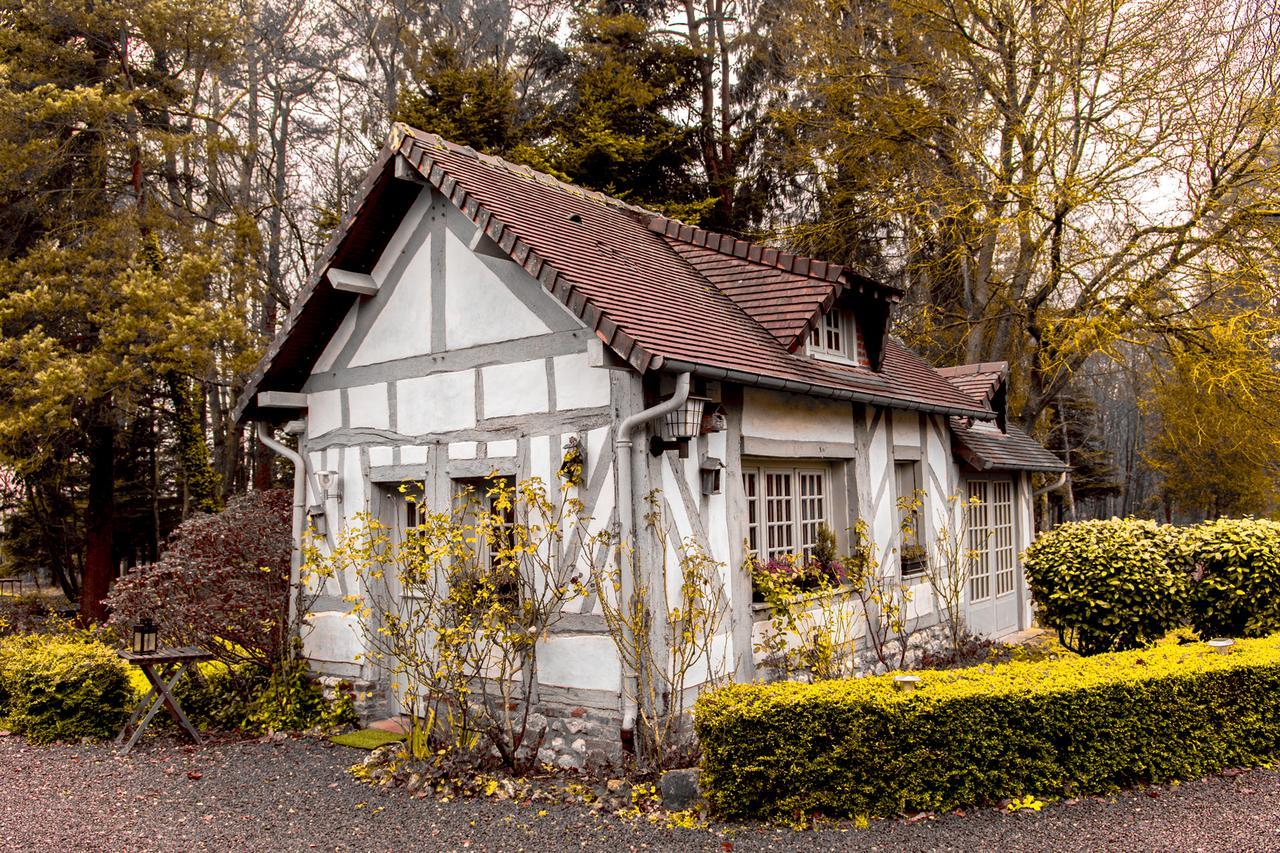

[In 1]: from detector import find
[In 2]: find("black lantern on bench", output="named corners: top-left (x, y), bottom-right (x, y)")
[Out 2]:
top-left (131, 617), bottom-right (158, 655)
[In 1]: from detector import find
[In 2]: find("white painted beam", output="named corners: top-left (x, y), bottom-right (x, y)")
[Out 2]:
top-left (468, 222), bottom-right (507, 259)
top-left (394, 154), bottom-right (427, 184)
top-left (327, 268), bottom-right (379, 296)
top-left (257, 391), bottom-right (308, 409)
top-left (587, 338), bottom-right (633, 371)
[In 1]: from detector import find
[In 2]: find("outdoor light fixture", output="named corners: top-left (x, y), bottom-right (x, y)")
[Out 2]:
top-left (315, 470), bottom-right (341, 502)
top-left (893, 674), bottom-right (921, 692)
top-left (649, 396), bottom-right (711, 457)
top-left (1209, 638), bottom-right (1235, 655)
top-left (131, 617), bottom-right (158, 656)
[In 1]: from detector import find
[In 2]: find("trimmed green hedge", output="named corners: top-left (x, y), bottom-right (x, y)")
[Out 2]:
top-left (0, 635), bottom-right (132, 743)
top-left (696, 636), bottom-right (1280, 820)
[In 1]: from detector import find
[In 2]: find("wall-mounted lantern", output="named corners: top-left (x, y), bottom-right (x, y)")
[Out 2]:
top-left (315, 470), bottom-right (341, 502)
top-left (649, 396), bottom-right (711, 457)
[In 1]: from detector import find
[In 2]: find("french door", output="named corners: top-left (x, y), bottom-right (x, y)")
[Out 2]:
top-left (966, 479), bottom-right (1020, 637)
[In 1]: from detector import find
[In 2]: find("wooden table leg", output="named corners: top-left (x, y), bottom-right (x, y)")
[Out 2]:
top-left (119, 663), bottom-right (199, 753)
top-left (152, 662), bottom-right (202, 745)
top-left (116, 677), bottom-right (160, 746)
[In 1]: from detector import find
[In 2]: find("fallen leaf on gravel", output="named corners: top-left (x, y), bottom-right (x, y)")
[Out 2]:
top-left (1223, 769), bottom-right (1243, 777)
top-left (1147, 790), bottom-right (1160, 798)
top-left (188, 771), bottom-right (203, 780)
top-left (721, 844), bottom-right (734, 852)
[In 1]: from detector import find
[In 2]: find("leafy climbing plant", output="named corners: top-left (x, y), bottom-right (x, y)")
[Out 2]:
top-left (305, 473), bottom-right (607, 771)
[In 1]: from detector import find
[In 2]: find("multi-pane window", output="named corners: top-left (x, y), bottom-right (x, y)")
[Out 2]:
top-left (743, 465), bottom-right (828, 562)
top-left (967, 481), bottom-right (991, 602)
top-left (967, 479), bottom-right (1015, 601)
top-left (894, 461), bottom-right (926, 578)
top-left (744, 471), bottom-right (760, 554)
top-left (764, 472), bottom-right (794, 559)
top-left (992, 481), bottom-right (1016, 596)
top-left (807, 308), bottom-right (867, 365)
top-left (453, 476), bottom-right (516, 573)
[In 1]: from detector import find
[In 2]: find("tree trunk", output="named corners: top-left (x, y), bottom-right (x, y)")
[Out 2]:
top-left (80, 414), bottom-right (115, 623)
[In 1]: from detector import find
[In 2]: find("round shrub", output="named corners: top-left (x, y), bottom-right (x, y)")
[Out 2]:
top-left (1023, 519), bottom-right (1188, 655)
top-left (0, 634), bottom-right (132, 743)
top-left (1183, 517), bottom-right (1280, 638)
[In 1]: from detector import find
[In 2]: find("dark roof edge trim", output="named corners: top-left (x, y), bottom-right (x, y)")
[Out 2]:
top-left (660, 359), bottom-right (995, 420)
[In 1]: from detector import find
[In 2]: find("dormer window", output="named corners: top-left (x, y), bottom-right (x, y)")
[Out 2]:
top-left (807, 307), bottom-right (866, 365)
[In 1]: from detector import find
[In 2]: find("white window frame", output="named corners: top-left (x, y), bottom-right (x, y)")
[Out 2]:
top-left (742, 463), bottom-right (829, 562)
top-left (451, 475), bottom-right (517, 574)
top-left (893, 460), bottom-right (927, 579)
top-left (807, 307), bottom-right (867, 366)
top-left (966, 478), bottom-right (1015, 602)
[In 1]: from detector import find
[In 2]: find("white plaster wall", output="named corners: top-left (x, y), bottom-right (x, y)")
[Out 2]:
top-left (483, 360), bottom-right (548, 418)
top-left (449, 441), bottom-right (478, 460)
top-left (682, 630), bottom-right (734, 688)
top-left (349, 196), bottom-right (436, 366)
top-left (553, 353), bottom-right (611, 410)
top-left (369, 446), bottom-right (393, 467)
top-left (397, 370), bottom-right (475, 433)
top-left (741, 388), bottom-right (856, 443)
top-left (538, 635), bottom-right (621, 691)
top-left (488, 439), bottom-right (517, 457)
top-left (401, 445), bottom-right (429, 464)
top-left (347, 383), bottom-right (390, 430)
top-left (307, 389), bottom-right (342, 438)
top-left (341, 446), bottom-right (367, 527)
top-left (303, 611), bottom-right (364, 665)
top-left (444, 219), bottom-right (552, 348)
top-left (865, 408), bottom-right (898, 571)
top-left (529, 434), bottom-right (552, 484)
top-left (371, 185), bottom-right (432, 287)
top-left (892, 410), bottom-right (922, 447)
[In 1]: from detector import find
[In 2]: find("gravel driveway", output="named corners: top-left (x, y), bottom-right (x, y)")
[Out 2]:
top-left (2, 735), bottom-right (1278, 852)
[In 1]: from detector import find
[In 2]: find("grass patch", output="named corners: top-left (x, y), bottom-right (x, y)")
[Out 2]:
top-left (330, 728), bottom-right (407, 750)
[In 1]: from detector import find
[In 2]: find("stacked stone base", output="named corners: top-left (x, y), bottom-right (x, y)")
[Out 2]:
top-left (533, 704), bottom-right (624, 773)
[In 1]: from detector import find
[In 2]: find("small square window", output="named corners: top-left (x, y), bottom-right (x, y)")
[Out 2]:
top-left (807, 308), bottom-right (866, 365)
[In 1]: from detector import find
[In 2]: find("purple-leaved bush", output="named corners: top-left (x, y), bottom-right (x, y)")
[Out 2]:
top-left (106, 489), bottom-right (292, 670)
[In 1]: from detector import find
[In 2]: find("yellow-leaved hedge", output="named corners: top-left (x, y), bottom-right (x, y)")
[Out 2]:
top-left (695, 636), bottom-right (1280, 819)
top-left (0, 634), bottom-right (132, 743)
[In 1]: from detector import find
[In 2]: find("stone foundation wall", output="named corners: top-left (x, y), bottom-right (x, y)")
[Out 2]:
top-left (317, 675), bottom-right (386, 722)
top-left (854, 623), bottom-right (952, 675)
top-left (533, 703), bottom-right (624, 773)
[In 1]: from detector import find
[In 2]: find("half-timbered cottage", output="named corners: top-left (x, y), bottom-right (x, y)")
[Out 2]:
top-left (234, 124), bottom-right (1066, 766)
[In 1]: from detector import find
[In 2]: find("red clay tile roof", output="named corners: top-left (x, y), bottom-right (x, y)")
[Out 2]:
top-left (950, 421), bottom-right (1069, 472)
top-left (940, 363), bottom-right (1066, 472)
top-left (934, 362), bottom-right (1007, 407)
top-left (235, 126), bottom-right (992, 422)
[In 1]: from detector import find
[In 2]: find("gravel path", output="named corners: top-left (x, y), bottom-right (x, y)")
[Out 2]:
top-left (2, 735), bottom-right (1279, 852)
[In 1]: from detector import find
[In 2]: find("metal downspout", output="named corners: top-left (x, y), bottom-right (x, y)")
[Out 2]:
top-left (257, 422), bottom-right (307, 633)
top-left (613, 372), bottom-right (691, 746)
top-left (1032, 471), bottom-right (1068, 498)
